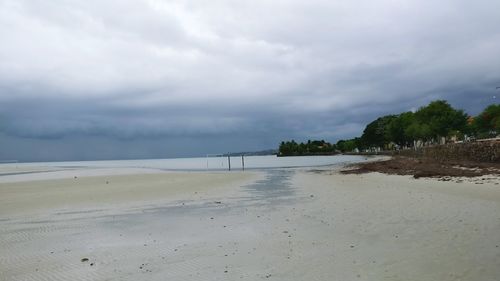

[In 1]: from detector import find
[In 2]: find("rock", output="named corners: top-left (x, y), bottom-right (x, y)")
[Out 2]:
top-left (81, 258), bottom-right (89, 262)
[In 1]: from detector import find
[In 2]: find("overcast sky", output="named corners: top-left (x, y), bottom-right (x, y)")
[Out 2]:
top-left (1, 0), bottom-right (499, 161)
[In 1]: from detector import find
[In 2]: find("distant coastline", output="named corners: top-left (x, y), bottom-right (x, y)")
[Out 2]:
top-left (224, 149), bottom-right (278, 156)
top-left (276, 152), bottom-right (338, 157)
top-left (278, 140), bottom-right (337, 157)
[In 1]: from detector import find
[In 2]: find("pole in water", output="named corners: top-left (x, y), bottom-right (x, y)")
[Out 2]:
top-left (227, 155), bottom-right (231, 171)
top-left (241, 155), bottom-right (245, 171)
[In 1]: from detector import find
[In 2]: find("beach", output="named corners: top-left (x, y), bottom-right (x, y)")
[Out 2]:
top-left (1, 164), bottom-right (499, 281)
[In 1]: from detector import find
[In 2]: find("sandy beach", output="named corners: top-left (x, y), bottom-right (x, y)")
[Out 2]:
top-left (0, 170), bottom-right (256, 217)
top-left (1, 166), bottom-right (499, 281)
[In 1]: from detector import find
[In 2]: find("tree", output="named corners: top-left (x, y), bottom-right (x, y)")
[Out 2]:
top-left (405, 122), bottom-right (432, 142)
top-left (387, 112), bottom-right (415, 146)
top-left (473, 104), bottom-right (500, 137)
top-left (336, 138), bottom-right (360, 152)
top-left (360, 115), bottom-right (396, 148)
top-left (413, 100), bottom-right (467, 141)
top-left (279, 100), bottom-right (488, 154)
top-left (279, 139), bottom-right (336, 156)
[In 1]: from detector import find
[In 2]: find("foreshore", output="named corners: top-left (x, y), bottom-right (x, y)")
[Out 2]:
top-left (0, 170), bottom-right (257, 218)
top-left (1, 163), bottom-right (499, 281)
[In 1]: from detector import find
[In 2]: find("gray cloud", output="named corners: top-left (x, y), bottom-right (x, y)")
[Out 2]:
top-left (0, 0), bottom-right (499, 161)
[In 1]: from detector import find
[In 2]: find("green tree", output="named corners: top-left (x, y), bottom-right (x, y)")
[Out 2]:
top-left (336, 138), bottom-right (360, 152)
top-left (414, 100), bottom-right (467, 141)
top-left (387, 112), bottom-right (415, 146)
top-left (405, 122), bottom-right (432, 142)
top-left (473, 104), bottom-right (500, 137)
top-left (360, 115), bottom-right (396, 148)
top-left (279, 139), bottom-right (336, 156)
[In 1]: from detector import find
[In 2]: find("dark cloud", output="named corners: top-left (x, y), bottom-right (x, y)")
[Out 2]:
top-left (0, 0), bottom-right (499, 161)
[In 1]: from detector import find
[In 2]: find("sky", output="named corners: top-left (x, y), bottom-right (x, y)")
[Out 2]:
top-left (1, 0), bottom-right (499, 162)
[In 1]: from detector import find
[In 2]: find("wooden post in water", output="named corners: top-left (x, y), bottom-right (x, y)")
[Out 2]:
top-left (227, 155), bottom-right (231, 171)
top-left (241, 155), bottom-right (245, 171)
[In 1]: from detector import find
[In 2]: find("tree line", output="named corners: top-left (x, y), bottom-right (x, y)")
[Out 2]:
top-left (279, 140), bottom-right (336, 156)
top-left (279, 100), bottom-right (499, 155)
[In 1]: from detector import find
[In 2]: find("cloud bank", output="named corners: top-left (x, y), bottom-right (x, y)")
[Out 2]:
top-left (0, 0), bottom-right (499, 161)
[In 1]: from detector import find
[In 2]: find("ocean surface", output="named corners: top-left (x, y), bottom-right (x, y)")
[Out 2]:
top-left (4, 155), bottom-right (368, 171)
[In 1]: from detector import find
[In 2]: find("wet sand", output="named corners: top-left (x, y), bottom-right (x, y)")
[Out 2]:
top-left (1, 168), bottom-right (499, 281)
top-left (0, 171), bottom-right (255, 217)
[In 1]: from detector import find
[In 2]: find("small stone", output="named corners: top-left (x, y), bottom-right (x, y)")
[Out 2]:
top-left (81, 258), bottom-right (89, 262)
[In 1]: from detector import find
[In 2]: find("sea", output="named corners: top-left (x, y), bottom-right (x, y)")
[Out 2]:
top-left (4, 155), bottom-right (368, 172)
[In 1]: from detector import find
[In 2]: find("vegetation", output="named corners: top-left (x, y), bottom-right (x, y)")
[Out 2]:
top-left (279, 100), bottom-right (499, 155)
top-left (357, 100), bottom-right (469, 149)
top-left (472, 104), bottom-right (500, 138)
top-left (336, 138), bottom-right (361, 153)
top-left (278, 140), bottom-right (336, 156)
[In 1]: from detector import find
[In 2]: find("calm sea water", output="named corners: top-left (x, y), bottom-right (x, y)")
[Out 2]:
top-left (8, 155), bottom-right (367, 171)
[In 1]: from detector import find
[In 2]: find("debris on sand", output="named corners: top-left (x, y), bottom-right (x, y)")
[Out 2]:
top-left (342, 156), bottom-right (500, 179)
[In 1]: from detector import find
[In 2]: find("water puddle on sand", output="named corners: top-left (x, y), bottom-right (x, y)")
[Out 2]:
top-left (238, 169), bottom-right (296, 205)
